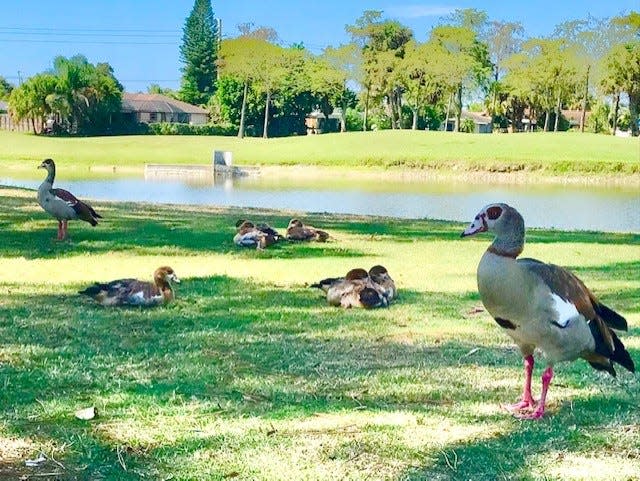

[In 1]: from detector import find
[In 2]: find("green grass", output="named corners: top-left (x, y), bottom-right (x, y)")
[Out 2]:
top-left (1, 129), bottom-right (638, 177)
top-left (1, 186), bottom-right (639, 480)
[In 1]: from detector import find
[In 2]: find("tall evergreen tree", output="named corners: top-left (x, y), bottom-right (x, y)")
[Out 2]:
top-left (179, 0), bottom-right (218, 105)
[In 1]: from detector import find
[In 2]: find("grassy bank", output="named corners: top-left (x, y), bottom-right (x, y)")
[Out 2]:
top-left (1, 130), bottom-right (638, 178)
top-left (1, 186), bottom-right (639, 480)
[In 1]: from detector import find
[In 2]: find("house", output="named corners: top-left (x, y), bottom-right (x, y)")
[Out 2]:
top-left (0, 100), bottom-right (7, 113)
top-left (121, 93), bottom-right (209, 125)
top-left (561, 109), bottom-right (590, 130)
top-left (442, 110), bottom-right (492, 133)
top-left (304, 110), bottom-right (338, 134)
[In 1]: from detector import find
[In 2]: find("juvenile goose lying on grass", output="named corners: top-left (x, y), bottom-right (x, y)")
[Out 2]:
top-left (461, 202), bottom-right (635, 419)
top-left (233, 219), bottom-right (280, 249)
top-left (313, 268), bottom-right (389, 309)
top-left (312, 265), bottom-right (397, 302)
top-left (79, 266), bottom-right (180, 307)
top-left (37, 158), bottom-right (102, 240)
top-left (286, 218), bottom-right (330, 242)
top-left (368, 265), bottom-right (397, 302)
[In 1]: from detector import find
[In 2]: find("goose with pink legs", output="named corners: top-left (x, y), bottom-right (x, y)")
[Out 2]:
top-left (37, 158), bottom-right (102, 240)
top-left (461, 203), bottom-right (635, 419)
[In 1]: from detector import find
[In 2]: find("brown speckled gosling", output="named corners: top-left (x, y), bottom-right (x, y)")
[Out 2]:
top-left (79, 266), bottom-right (179, 307)
top-left (286, 218), bottom-right (329, 242)
top-left (324, 268), bottom-right (388, 309)
top-left (234, 220), bottom-right (279, 249)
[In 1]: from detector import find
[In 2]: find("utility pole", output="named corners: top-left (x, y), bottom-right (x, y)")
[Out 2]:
top-left (216, 18), bottom-right (222, 80)
top-left (17, 70), bottom-right (22, 85)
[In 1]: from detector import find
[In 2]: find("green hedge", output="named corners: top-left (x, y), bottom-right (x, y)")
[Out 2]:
top-left (147, 122), bottom-right (237, 136)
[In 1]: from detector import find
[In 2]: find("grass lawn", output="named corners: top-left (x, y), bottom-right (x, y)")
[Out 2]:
top-left (1, 129), bottom-right (638, 178)
top-left (1, 186), bottom-right (639, 480)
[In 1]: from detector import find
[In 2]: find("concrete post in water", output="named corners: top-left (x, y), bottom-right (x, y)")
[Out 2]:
top-left (213, 150), bottom-right (234, 175)
top-left (213, 150), bottom-right (233, 166)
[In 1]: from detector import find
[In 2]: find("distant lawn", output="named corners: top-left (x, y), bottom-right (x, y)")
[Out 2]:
top-left (0, 129), bottom-right (638, 177)
top-left (1, 186), bottom-right (639, 480)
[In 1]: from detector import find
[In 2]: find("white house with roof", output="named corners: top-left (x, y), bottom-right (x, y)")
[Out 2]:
top-left (121, 93), bottom-right (209, 125)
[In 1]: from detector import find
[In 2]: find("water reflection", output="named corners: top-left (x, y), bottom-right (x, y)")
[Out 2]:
top-left (2, 171), bottom-right (638, 232)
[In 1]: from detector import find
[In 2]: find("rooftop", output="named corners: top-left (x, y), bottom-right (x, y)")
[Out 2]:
top-left (121, 93), bottom-right (208, 115)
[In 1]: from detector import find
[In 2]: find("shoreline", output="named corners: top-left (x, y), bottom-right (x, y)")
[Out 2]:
top-left (4, 163), bottom-right (640, 187)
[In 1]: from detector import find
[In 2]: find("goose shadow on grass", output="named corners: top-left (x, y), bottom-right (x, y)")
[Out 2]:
top-left (1, 276), bottom-right (639, 477)
top-left (400, 391), bottom-right (640, 481)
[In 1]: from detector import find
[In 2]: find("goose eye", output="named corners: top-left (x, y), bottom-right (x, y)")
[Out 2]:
top-left (487, 206), bottom-right (502, 220)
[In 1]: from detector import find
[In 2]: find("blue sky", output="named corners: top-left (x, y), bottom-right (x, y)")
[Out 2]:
top-left (0, 1), bottom-right (636, 92)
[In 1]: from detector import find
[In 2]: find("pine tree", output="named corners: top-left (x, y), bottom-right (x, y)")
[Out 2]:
top-left (179, 0), bottom-right (218, 105)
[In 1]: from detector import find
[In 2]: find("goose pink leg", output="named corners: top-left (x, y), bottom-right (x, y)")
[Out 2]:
top-left (517, 366), bottom-right (553, 420)
top-left (56, 220), bottom-right (64, 240)
top-left (505, 354), bottom-right (536, 413)
top-left (62, 220), bottom-right (69, 240)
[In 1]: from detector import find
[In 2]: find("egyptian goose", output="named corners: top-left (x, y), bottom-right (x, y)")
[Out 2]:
top-left (368, 265), bottom-right (397, 302)
top-left (79, 266), bottom-right (180, 307)
top-left (37, 158), bottom-right (101, 240)
top-left (320, 268), bottom-right (388, 309)
top-left (462, 203), bottom-right (635, 419)
top-left (312, 265), bottom-right (397, 303)
top-left (286, 218), bottom-right (330, 242)
top-left (233, 220), bottom-right (279, 249)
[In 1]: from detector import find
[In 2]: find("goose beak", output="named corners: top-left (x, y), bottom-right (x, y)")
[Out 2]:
top-left (461, 218), bottom-right (487, 237)
top-left (172, 275), bottom-right (180, 283)
top-left (37, 162), bottom-right (46, 169)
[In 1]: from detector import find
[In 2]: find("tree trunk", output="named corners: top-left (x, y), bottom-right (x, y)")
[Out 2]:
top-left (262, 89), bottom-right (271, 139)
top-left (444, 92), bottom-right (453, 132)
top-left (629, 92), bottom-right (639, 137)
top-left (543, 110), bottom-right (550, 132)
top-left (554, 91), bottom-right (561, 132)
top-left (339, 107), bottom-right (346, 133)
top-left (612, 91), bottom-right (620, 136)
top-left (412, 108), bottom-right (418, 130)
top-left (394, 87), bottom-right (404, 129)
top-left (389, 93), bottom-right (396, 129)
top-left (31, 117), bottom-right (37, 134)
top-left (238, 80), bottom-right (248, 139)
top-left (579, 65), bottom-right (590, 133)
top-left (455, 84), bottom-right (462, 132)
top-left (363, 85), bottom-right (370, 132)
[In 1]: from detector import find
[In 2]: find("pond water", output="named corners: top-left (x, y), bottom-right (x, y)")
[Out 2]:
top-left (2, 171), bottom-right (639, 232)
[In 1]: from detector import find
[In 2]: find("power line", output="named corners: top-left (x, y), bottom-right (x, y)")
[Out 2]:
top-left (0, 38), bottom-right (176, 45)
top-left (2, 74), bottom-right (180, 83)
top-left (0, 26), bottom-right (180, 33)
top-left (0, 30), bottom-right (178, 38)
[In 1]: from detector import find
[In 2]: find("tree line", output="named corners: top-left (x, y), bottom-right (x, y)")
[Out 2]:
top-left (211, 9), bottom-right (639, 137)
top-left (1, 2), bottom-right (638, 137)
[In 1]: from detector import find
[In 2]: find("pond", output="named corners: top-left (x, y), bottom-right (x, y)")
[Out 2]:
top-left (2, 170), bottom-right (639, 232)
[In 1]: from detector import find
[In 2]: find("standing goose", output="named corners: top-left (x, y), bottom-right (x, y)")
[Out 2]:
top-left (37, 158), bottom-right (101, 240)
top-left (286, 218), bottom-right (330, 242)
top-left (461, 203), bottom-right (634, 419)
top-left (79, 266), bottom-right (180, 307)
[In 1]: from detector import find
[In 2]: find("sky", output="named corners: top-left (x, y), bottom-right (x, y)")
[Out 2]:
top-left (0, 0), bottom-right (636, 93)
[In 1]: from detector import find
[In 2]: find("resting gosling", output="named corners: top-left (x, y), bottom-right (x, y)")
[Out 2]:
top-left (79, 266), bottom-right (180, 307)
top-left (286, 218), bottom-right (329, 242)
top-left (325, 268), bottom-right (388, 309)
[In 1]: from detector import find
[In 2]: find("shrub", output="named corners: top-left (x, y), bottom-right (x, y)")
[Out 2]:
top-left (345, 108), bottom-right (363, 131)
top-left (146, 122), bottom-right (237, 136)
top-left (460, 118), bottom-right (476, 133)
